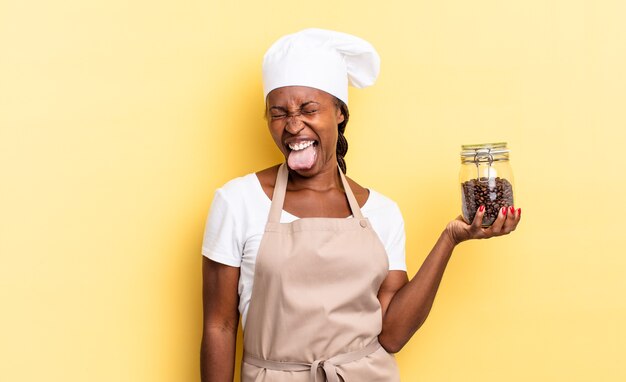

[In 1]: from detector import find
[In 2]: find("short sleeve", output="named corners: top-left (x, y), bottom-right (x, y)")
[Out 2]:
top-left (364, 192), bottom-right (407, 272)
top-left (387, 207), bottom-right (406, 271)
top-left (385, 203), bottom-right (407, 271)
top-left (201, 189), bottom-right (243, 267)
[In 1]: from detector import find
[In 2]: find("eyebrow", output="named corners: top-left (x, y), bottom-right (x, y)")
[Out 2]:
top-left (269, 101), bottom-right (320, 112)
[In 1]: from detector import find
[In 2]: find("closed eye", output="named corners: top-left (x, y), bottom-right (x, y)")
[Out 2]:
top-left (301, 101), bottom-right (319, 115)
top-left (269, 106), bottom-right (287, 120)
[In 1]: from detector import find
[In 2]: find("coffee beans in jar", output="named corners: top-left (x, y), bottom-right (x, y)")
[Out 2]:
top-left (459, 143), bottom-right (515, 227)
top-left (461, 177), bottom-right (514, 226)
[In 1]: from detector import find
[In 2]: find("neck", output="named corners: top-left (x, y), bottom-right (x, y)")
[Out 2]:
top-left (287, 162), bottom-right (343, 192)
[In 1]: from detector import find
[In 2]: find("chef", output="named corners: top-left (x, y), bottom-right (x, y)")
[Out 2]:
top-left (200, 28), bottom-right (521, 382)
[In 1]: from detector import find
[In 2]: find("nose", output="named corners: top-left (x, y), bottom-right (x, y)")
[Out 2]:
top-left (285, 115), bottom-right (305, 135)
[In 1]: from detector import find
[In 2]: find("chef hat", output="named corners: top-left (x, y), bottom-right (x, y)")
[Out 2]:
top-left (262, 28), bottom-right (380, 105)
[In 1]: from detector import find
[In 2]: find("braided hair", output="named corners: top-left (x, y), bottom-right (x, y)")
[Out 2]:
top-left (335, 98), bottom-right (350, 174)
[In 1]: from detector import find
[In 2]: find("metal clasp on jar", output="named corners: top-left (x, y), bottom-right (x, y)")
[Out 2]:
top-left (473, 148), bottom-right (495, 183)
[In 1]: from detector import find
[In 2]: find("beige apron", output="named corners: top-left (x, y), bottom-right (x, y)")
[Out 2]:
top-left (242, 163), bottom-right (401, 382)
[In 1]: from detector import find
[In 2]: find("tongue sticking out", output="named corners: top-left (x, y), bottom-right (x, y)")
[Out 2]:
top-left (288, 144), bottom-right (317, 171)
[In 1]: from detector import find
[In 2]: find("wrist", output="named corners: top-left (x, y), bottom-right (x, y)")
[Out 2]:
top-left (442, 226), bottom-right (461, 248)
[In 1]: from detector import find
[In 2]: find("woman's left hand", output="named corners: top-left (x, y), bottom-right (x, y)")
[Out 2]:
top-left (444, 205), bottom-right (522, 246)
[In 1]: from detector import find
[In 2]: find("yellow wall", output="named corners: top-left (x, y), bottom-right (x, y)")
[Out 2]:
top-left (1, 0), bottom-right (625, 381)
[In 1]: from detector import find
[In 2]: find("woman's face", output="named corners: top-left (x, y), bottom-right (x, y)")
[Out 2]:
top-left (266, 86), bottom-right (345, 177)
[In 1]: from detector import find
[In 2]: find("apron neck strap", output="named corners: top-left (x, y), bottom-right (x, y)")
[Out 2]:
top-left (268, 163), bottom-right (365, 223)
top-left (268, 163), bottom-right (289, 223)
top-left (338, 165), bottom-right (365, 220)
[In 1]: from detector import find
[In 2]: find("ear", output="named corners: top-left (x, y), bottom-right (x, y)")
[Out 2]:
top-left (336, 107), bottom-right (345, 123)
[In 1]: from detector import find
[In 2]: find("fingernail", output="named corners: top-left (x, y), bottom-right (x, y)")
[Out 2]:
top-left (502, 207), bottom-right (507, 216)
top-left (510, 206), bottom-right (515, 215)
top-left (479, 205), bottom-right (485, 212)
top-left (518, 208), bottom-right (522, 217)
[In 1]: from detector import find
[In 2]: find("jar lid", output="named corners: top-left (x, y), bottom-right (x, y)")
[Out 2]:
top-left (460, 142), bottom-right (509, 157)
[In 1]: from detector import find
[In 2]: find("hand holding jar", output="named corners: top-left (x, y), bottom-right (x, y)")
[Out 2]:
top-left (444, 143), bottom-right (521, 245)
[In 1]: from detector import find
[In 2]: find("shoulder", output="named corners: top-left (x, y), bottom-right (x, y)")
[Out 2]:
top-left (209, 170), bottom-right (272, 228)
top-left (216, 171), bottom-right (265, 204)
top-left (254, 164), bottom-right (281, 200)
top-left (363, 189), bottom-right (404, 221)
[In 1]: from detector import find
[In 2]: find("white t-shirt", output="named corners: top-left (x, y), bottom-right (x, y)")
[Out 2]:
top-left (201, 172), bottom-right (407, 327)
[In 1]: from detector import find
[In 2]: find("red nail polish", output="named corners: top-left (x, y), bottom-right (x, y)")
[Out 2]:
top-left (479, 205), bottom-right (485, 212)
top-left (502, 207), bottom-right (507, 216)
top-left (518, 208), bottom-right (522, 217)
top-left (510, 206), bottom-right (515, 215)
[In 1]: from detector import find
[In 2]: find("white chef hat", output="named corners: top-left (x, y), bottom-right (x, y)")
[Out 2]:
top-left (262, 28), bottom-right (380, 105)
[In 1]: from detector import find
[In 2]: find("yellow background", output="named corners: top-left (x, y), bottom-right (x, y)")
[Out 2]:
top-left (1, 0), bottom-right (625, 381)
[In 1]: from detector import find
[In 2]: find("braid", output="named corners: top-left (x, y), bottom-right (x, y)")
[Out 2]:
top-left (335, 99), bottom-right (350, 174)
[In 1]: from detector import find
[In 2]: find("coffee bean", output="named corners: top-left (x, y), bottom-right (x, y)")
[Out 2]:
top-left (461, 177), bottom-right (514, 226)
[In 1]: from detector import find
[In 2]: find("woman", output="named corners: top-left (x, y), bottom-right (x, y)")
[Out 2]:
top-left (200, 28), bottom-right (521, 382)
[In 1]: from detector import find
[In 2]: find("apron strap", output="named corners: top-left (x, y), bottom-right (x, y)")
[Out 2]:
top-left (337, 166), bottom-right (365, 220)
top-left (267, 163), bottom-right (365, 223)
top-left (243, 341), bottom-right (381, 382)
top-left (268, 163), bottom-right (289, 223)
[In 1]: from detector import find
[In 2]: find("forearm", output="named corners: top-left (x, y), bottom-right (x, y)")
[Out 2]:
top-left (200, 326), bottom-right (238, 382)
top-left (379, 231), bottom-right (456, 352)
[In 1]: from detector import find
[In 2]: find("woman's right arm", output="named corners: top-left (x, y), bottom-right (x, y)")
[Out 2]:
top-left (200, 256), bottom-right (241, 382)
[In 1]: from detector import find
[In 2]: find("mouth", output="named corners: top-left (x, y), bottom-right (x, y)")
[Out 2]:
top-left (285, 140), bottom-right (318, 171)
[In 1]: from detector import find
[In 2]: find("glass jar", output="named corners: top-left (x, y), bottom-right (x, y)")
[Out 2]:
top-left (459, 142), bottom-right (515, 226)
